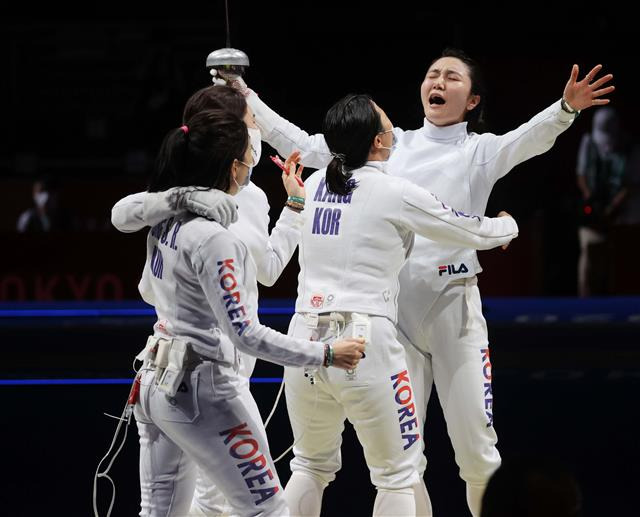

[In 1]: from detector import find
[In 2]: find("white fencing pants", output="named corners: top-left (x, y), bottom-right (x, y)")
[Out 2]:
top-left (189, 354), bottom-right (258, 517)
top-left (135, 360), bottom-right (288, 517)
top-left (397, 274), bottom-right (501, 517)
top-left (284, 313), bottom-right (422, 516)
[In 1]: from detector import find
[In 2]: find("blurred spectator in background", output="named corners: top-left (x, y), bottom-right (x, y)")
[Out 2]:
top-left (617, 143), bottom-right (640, 226)
top-left (576, 107), bottom-right (629, 297)
top-left (16, 177), bottom-right (63, 233)
top-left (481, 456), bottom-right (582, 517)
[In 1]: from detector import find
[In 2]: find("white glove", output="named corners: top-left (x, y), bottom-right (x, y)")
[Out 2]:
top-left (175, 188), bottom-right (238, 228)
top-left (210, 68), bottom-right (229, 86)
top-left (210, 69), bottom-right (249, 96)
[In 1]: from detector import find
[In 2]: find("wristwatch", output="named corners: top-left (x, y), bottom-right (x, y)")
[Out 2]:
top-left (561, 98), bottom-right (580, 115)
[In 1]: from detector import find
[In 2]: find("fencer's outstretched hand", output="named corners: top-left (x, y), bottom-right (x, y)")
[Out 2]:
top-left (176, 188), bottom-right (238, 228)
top-left (497, 210), bottom-right (514, 250)
top-left (563, 64), bottom-right (614, 111)
top-left (210, 69), bottom-right (250, 96)
top-left (282, 151), bottom-right (305, 199)
top-left (331, 338), bottom-right (366, 370)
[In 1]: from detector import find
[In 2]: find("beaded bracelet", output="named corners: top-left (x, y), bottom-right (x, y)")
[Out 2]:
top-left (285, 201), bottom-right (304, 212)
top-left (322, 343), bottom-right (334, 368)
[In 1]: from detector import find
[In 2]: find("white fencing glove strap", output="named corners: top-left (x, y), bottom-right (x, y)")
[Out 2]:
top-left (179, 188), bottom-right (238, 228)
top-left (210, 69), bottom-right (249, 96)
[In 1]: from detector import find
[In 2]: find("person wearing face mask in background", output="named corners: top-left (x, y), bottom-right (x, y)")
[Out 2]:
top-left (17, 177), bottom-right (63, 233)
top-left (111, 85), bottom-right (309, 516)
top-left (213, 48), bottom-right (614, 516)
top-left (575, 106), bottom-right (628, 297)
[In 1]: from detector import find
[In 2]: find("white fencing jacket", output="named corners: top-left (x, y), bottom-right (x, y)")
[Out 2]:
top-left (247, 92), bottom-right (575, 291)
top-left (112, 182), bottom-right (304, 375)
top-left (296, 162), bottom-right (518, 322)
top-left (138, 212), bottom-right (323, 368)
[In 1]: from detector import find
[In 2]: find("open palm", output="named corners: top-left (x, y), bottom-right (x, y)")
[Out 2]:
top-left (563, 64), bottom-right (615, 111)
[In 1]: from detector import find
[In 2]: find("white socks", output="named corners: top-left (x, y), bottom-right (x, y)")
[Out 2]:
top-left (284, 471), bottom-right (326, 517)
top-left (466, 483), bottom-right (485, 517)
top-left (413, 480), bottom-right (433, 516)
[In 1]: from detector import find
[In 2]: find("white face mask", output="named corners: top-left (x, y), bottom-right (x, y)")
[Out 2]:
top-left (380, 131), bottom-right (397, 160)
top-left (34, 191), bottom-right (49, 208)
top-left (248, 127), bottom-right (262, 165)
top-left (234, 159), bottom-right (253, 192)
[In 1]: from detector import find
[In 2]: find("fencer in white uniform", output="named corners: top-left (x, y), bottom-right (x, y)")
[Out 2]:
top-left (222, 51), bottom-right (614, 515)
top-left (277, 94), bottom-right (517, 517)
top-left (114, 182), bottom-right (303, 517)
top-left (113, 181), bottom-right (302, 380)
top-left (128, 108), bottom-right (365, 517)
top-left (111, 86), bottom-right (307, 516)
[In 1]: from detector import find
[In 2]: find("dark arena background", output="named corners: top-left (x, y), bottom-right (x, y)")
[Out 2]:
top-left (2, 3), bottom-right (639, 516)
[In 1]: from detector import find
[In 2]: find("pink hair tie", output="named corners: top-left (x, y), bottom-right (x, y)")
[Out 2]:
top-left (180, 125), bottom-right (189, 134)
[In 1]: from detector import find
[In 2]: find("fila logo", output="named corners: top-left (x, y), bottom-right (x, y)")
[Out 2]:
top-left (438, 263), bottom-right (469, 276)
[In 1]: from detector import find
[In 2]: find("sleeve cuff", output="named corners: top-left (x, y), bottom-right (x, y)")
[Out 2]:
top-left (555, 99), bottom-right (578, 123)
top-left (279, 204), bottom-right (305, 228)
top-left (308, 340), bottom-right (325, 367)
top-left (246, 89), bottom-right (280, 136)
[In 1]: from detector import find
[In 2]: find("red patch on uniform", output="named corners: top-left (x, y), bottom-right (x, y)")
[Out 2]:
top-left (157, 319), bottom-right (169, 335)
top-left (310, 294), bottom-right (324, 308)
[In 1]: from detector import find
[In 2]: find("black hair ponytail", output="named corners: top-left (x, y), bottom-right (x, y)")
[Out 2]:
top-left (322, 94), bottom-right (383, 195)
